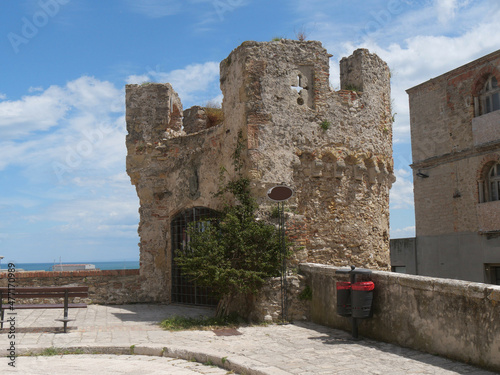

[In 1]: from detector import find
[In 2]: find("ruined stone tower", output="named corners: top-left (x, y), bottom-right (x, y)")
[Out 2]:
top-left (126, 40), bottom-right (394, 302)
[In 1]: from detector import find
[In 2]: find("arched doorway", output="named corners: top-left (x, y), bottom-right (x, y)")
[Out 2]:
top-left (171, 207), bottom-right (219, 306)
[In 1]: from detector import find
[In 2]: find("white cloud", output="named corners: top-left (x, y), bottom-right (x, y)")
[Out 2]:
top-left (0, 76), bottom-right (122, 141)
top-left (192, 0), bottom-right (249, 25)
top-left (1, 59), bottom-right (221, 182)
top-left (306, 0), bottom-right (499, 145)
top-left (390, 168), bottom-right (414, 210)
top-left (328, 60), bottom-right (340, 90)
top-left (347, 2), bottom-right (500, 80)
top-left (126, 61), bottom-right (220, 106)
top-left (65, 76), bottom-right (123, 114)
top-left (126, 75), bottom-right (151, 85)
top-left (0, 196), bottom-right (39, 209)
top-left (0, 85), bottom-right (69, 139)
top-left (0, 55), bottom-right (228, 263)
top-left (0, 104), bottom-right (126, 212)
top-left (356, 11), bottom-right (500, 144)
top-left (0, 93), bottom-right (6, 100)
top-left (390, 225), bottom-right (416, 238)
top-left (208, 94), bottom-right (224, 106)
top-left (163, 62), bottom-right (219, 91)
top-left (12, 170), bottom-right (140, 242)
top-left (434, 0), bottom-right (473, 24)
top-left (28, 86), bottom-right (43, 93)
top-left (381, 24), bottom-right (500, 80)
top-left (0, 141), bottom-right (30, 170)
top-left (435, 0), bottom-right (458, 23)
top-left (48, 195), bottom-right (138, 231)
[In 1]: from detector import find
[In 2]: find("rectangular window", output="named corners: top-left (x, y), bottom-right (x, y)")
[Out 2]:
top-left (391, 266), bottom-right (407, 274)
top-left (492, 181), bottom-right (500, 201)
top-left (485, 264), bottom-right (500, 285)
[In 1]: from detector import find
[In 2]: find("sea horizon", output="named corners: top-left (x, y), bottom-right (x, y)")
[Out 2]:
top-left (1, 260), bottom-right (140, 272)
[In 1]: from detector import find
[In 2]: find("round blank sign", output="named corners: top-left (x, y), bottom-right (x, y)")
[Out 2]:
top-left (267, 185), bottom-right (294, 202)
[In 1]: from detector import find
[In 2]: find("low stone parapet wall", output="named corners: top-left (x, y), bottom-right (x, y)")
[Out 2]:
top-left (0, 269), bottom-right (147, 304)
top-left (299, 263), bottom-right (500, 373)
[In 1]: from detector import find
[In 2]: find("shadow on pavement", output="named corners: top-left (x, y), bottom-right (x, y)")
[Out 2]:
top-left (107, 303), bottom-right (216, 324)
top-left (293, 321), bottom-right (495, 375)
top-left (1, 326), bottom-right (72, 333)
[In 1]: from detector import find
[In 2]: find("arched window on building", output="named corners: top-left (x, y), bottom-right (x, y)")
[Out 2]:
top-left (479, 76), bottom-right (500, 115)
top-left (488, 163), bottom-right (500, 202)
top-left (479, 162), bottom-right (500, 203)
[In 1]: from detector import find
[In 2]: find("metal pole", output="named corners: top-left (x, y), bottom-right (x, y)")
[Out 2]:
top-left (266, 184), bottom-right (294, 324)
top-left (281, 201), bottom-right (287, 322)
top-left (278, 201), bottom-right (288, 323)
top-left (350, 269), bottom-right (358, 339)
top-left (279, 201), bottom-right (283, 322)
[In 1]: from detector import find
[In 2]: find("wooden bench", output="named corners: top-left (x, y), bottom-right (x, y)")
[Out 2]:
top-left (0, 286), bottom-right (88, 333)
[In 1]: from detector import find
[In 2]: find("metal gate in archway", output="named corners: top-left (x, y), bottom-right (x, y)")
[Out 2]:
top-left (171, 207), bottom-right (219, 306)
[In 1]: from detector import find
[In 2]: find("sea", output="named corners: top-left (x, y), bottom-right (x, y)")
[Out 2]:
top-left (4, 261), bottom-right (139, 272)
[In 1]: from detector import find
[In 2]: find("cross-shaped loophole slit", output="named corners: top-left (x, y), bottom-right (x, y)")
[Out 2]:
top-left (291, 74), bottom-right (306, 93)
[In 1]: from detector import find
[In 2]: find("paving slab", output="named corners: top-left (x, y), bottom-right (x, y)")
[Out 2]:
top-left (2, 355), bottom-right (231, 375)
top-left (0, 304), bottom-right (497, 375)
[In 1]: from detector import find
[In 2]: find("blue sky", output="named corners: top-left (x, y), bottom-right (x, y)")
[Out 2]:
top-left (1, 0), bottom-right (499, 263)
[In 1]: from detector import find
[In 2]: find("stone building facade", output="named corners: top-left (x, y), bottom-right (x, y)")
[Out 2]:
top-left (126, 40), bottom-right (394, 303)
top-left (393, 50), bottom-right (500, 283)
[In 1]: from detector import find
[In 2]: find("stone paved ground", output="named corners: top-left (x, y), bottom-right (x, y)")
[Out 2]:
top-left (4, 355), bottom-right (231, 375)
top-left (0, 304), bottom-right (497, 374)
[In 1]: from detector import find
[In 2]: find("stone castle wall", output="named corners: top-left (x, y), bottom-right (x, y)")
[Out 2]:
top-left (126, 40), bottom-right (394, 302)
top-left (219, 42), bottom-right (394, 269)
top-left (0, 269), bottom-right (144, 304)
top-left (126, 86), bottom-right (235, 302)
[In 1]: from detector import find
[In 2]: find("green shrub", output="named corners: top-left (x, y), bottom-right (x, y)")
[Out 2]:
top-left (298, 285), bottom-right (313, 301)
top-left (175, 132), bottom-right (289, 317)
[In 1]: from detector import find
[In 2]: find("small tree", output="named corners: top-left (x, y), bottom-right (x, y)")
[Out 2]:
top-left (294, 25), bottom-right (307, 41)
top-left (175, 133), bottom-right (286, 317)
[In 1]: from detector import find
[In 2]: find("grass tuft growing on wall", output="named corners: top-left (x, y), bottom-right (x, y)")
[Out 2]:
top-left (204, 102), bottom-right (224, 128)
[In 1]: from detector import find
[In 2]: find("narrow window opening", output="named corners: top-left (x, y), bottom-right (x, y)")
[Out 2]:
top-left (487, 163), bottom-right (500, 202)
top-left (479, 76), bottom-right (500, 115)
top-left (291, 74), bottom-right (303, 93)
